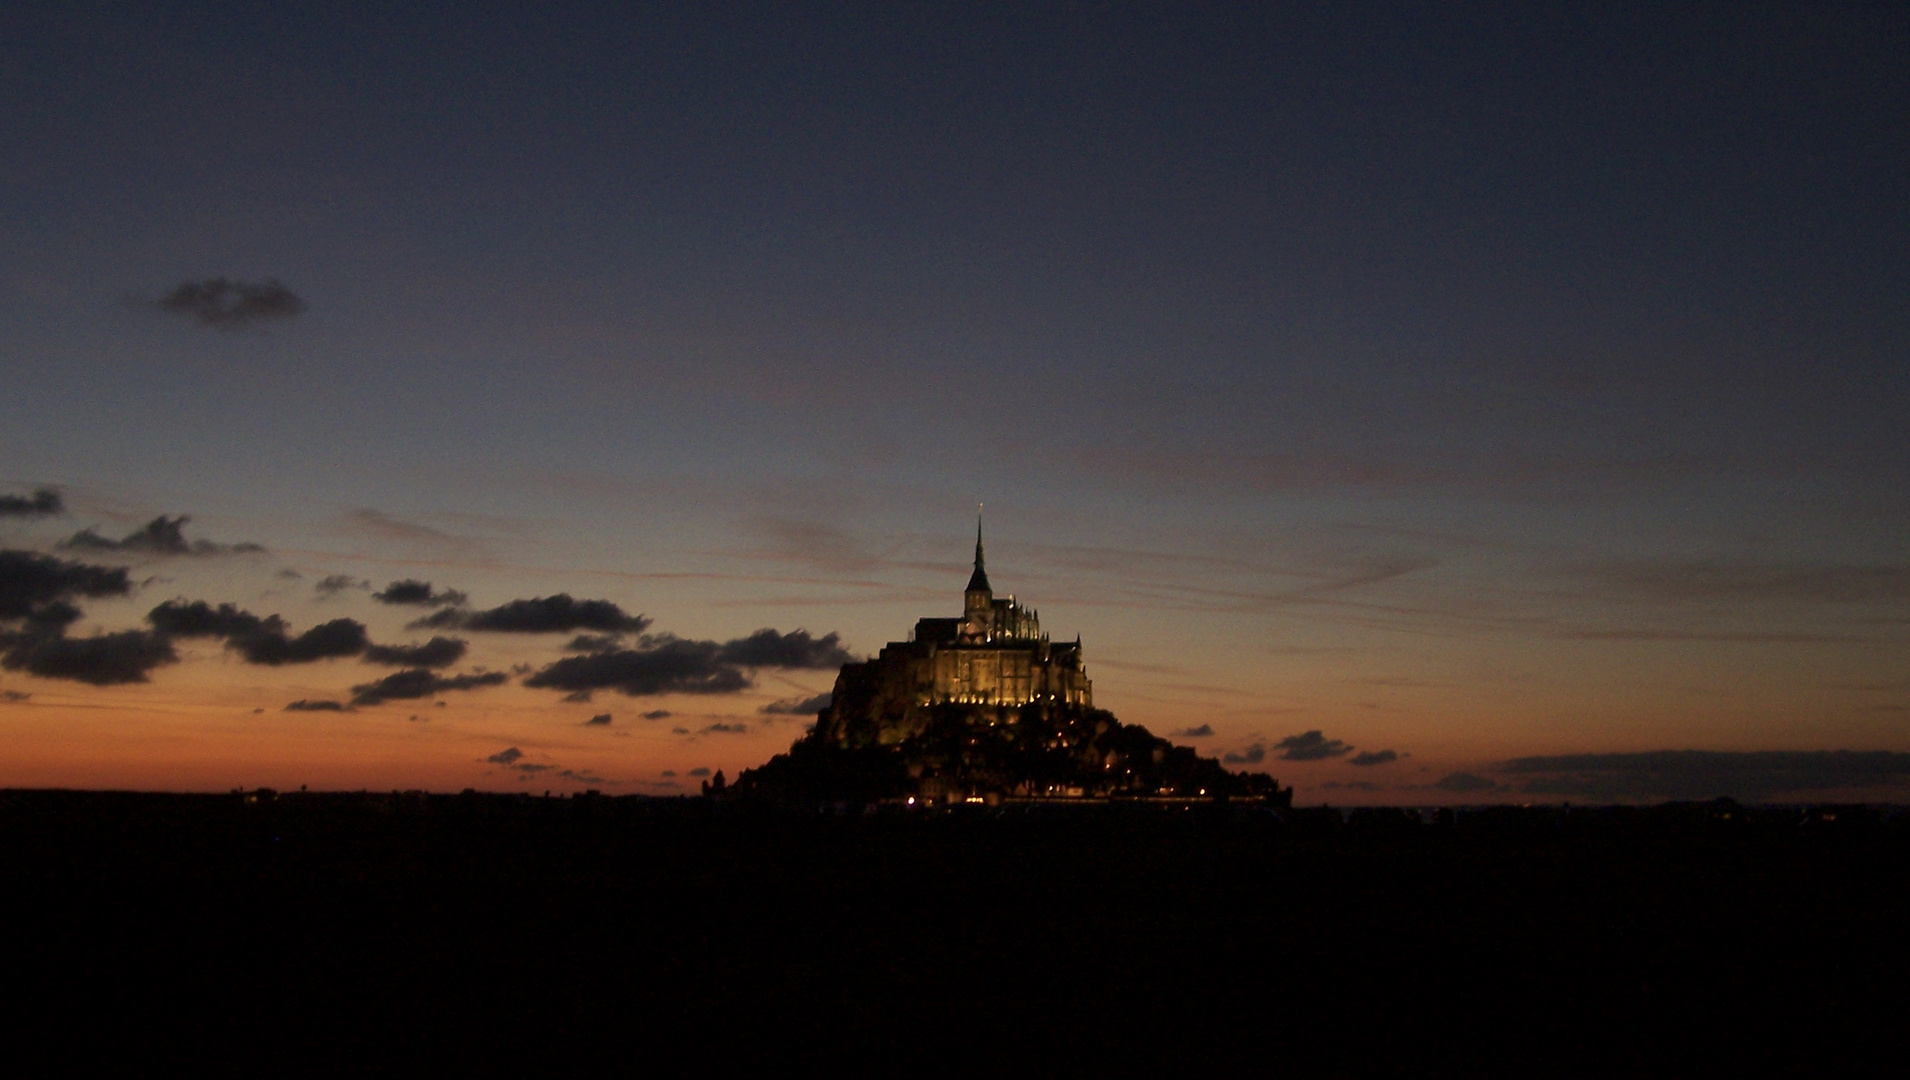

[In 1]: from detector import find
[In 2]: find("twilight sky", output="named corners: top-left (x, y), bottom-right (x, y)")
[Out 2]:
top-left (4, 2), bottom-right (1907, 803)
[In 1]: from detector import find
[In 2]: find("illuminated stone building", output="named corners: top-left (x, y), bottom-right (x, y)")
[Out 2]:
top-left (813, 522), bottom-right (1092, 745)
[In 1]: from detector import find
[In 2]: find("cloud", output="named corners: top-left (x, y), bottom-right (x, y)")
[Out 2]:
top-left (154, 277), bottom-right (304, 329)
top-left (1, 550), bottom-right (132, 621)
top-left (1432, 772), bottom-right (1503, 793)
top-left (715, 629), bottom-right (854, 668)
top-left (1, 628), bottom-right (177, 685)
top-left (285, 699), bottom-right (350, 712)
top-left (1320, 780), bottom-right (1381, 791)
top-left (349, 668), bottom-right (509, 706)
top-left (701, 722), bottom-right (748, 734)
top-left (565, 633), bottom-right (624, 652)
top-left (558, 769), bottom-right (608, 784)
top-left (1223, 744), bottom-right (1267, 765)
top-left (415, 594), bottom-right (650, 634)
top-left (1, 689), bottom-right (28, 702)
top-left (486, 747), bottom-right (524, 765)
top-left (688, 767), bottom-right (711, 777)
top-left (1350, 750), bottom-right (1399, 767)
top-left (640, 709), bottom-right (672, 720)
top-left (1275, 730), bottom-right (1354, 762)
top-left (523, 638), bottom-right (747, 698)
top-left (361, 636), bottom-right (467, 668)
top-left (314, 574), bottom-right (364, 597)
top-left (0, 489), bottom-right (62, 517)
top-left (372, 579), bottom-right (468, 607)
top-left (1499, 750), bottom-right (1910, 801)
top-left (61, 516), bottom-right (263, 557)
top-left (585, 713), bottom-right (613, 726)
top-left (147, 601), bottom-right (369, 665)
top-left (761, 692), bottom-right (832, 715)
top-left (1172, 724), bottom-right (1215, 738)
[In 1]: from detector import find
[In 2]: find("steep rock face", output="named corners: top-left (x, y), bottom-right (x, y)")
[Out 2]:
top-left (736, 701), bottom-right (1289, 806)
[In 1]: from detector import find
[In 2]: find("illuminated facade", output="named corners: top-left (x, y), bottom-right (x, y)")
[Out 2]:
top-left (814, 523), bottom-right (1092, 745)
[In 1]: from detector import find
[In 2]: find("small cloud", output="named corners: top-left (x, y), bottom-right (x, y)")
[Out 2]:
top-left (313, 574), bottom-right (364, 597)
top-left (2, 689), bottom-right (30, 702)
top-left (661, 770), bottom-right (677, 777)
top-left (486, 747), bottom-right (524, 765)
top-left (760, 692), bottom-right (831, 715)
top-left (372, 579), bottom-right (467, 607)
top-left (672, 727), bottom-right (689, 734)
top-left (416, 594), bottom-right (649, 634)
top-left (565, 633), bottom-right (623, 652)
top-left (1172, 724), bottom-right (1215, 738)
top-left (1275, 730), bottom-right (1354, 762)
top-left (349, 667), bottom-right (508, 706)
top-left (62, 515), bottom-right (264, 557)
top-left (0, 489), bottom-right (63, 517)
top-left (688, 767), bottom-right (711, 777)
top-left (557, 769), bottom-right (609, 784)
top-left (585, 713), bottom-right (613, 726)
top-left (284, 699), bottom-right (350, 712)
top-left (1432, 772), bottom-right (1502, 793)
top-left (1350, 750), bottom-right (1398, 767)
top-left (1320, 780), bottom-right (1381, 791)
top-left (640, 709), bottom-right (672, 720)
top-left (361, 636), bottom-right (467, 669)
top-left (154, 277), bottom-right (304, 329)
top-left (1223, 744), bottom-right (1267, 765)
top-left (701, 722), bottom-right (748, 734)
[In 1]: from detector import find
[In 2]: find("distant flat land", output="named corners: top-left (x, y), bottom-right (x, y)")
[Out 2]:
top-left (6, 791), bottom-right (1905, 1074)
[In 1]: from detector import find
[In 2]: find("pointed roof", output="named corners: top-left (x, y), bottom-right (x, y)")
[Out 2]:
top-left (966, 511), bottom-right (991, 594)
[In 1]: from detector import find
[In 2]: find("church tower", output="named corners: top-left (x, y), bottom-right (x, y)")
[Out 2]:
top-left (962, 511), bottom-right (993, 639)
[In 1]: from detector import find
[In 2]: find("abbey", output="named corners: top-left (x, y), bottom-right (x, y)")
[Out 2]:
top-left (813, 522), bottom-right (1091, 745)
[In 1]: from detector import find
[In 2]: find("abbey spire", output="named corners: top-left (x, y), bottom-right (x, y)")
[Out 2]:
top-left (965, 507), bottom-right (992, 597)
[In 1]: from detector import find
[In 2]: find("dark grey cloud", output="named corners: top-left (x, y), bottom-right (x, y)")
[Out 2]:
top-left (314, 574), bottom-right (364, 597)
top-left (0, 550), bottom-right (131, 621)
top-left (1, 628), bottom-right (177, 685)
top-left (1223, 744), bottom-right (1267, 765)
top-left (558, 769), bottom-right (608, 784)
top-left (2, 689), bottom-right (29, 702)
top-left (0, 489), bottom-right (62, 517)
top-left (584, 713), bottom-right (613, 726)
top-left (1432, 772), bottom-right (1503, 793)
top-left (0, 551), bottom-right (167, 684)
top-left (1320, 780), bottom-right (1381, 791)
top-left (61, 516), bottom-right (264, 557)
top-left (414, 593), bottom-right (649, 634)
top-left (285, 699), bottom-right (350, 712)
top-left (154, 277), bottom-right (304, 329)
top-left (1276, 730), bottom-right (1354, 762)
top-left (1172, 724), bottom-right (1215, 738)
top-left (525, 638), bottom-right (750, 697)
top-left (350, 668), bottom-right (509, 706)
top-left (1350, 750), bottom-right (1399, 767)
top-left (715, 629), bottom-right (854, 669)
top-left (640, 709), bottom-right (672, 720)
top-left (761, 692), bottom-right (832, 715)
top-left (372, 579), bottom-right (468, 607)
top-left (701, 722), bottom-right (748, 734)
top-left (147, 601), bottom-right (369, 665)
top-left (486, 747), bottom-right (524, 765)
top-left (687, 767), bottom-right (711, 777)
top-left (1500, 750), bottom-right (1910, 801)
top-left (565, 633), bottom-right (624, 652)
top-left (361, 636), bottom-right (467, 669)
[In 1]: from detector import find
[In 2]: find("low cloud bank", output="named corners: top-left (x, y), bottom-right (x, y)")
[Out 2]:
top-left (1501, 750), bottom-right (1910, 800)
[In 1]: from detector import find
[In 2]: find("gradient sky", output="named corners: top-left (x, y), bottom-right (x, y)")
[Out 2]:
top-left (4, 2), bottom-right (1907, 803)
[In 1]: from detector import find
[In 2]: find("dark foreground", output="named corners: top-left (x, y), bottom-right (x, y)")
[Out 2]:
top-left (6, 791), bottom-right (1906, 1076)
